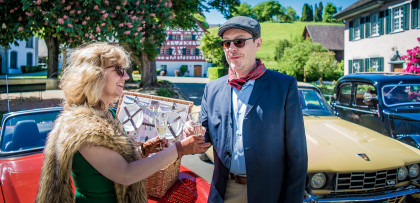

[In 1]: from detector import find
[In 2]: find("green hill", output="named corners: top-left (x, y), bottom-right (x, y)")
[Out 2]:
top-left (208, 21), bottom-right (343, 69)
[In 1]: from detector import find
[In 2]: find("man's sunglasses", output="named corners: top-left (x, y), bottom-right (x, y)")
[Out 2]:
top-left (105, 64), bottom-right (125, 77)
top-left (220, 37), bottom-right (254, 49)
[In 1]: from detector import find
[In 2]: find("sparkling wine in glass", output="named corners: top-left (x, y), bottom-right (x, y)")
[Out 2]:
top-left (188, 112), bottom-right (202, 136)
top-left (154, 113), bottom-right (168, 142)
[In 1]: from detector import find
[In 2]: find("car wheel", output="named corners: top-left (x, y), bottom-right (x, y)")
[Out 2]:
top-left (199, 153), bottom-right (210, 161)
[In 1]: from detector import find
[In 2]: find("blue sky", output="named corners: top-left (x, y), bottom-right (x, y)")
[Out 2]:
top-left (203, 0), bottom-right (358, 25)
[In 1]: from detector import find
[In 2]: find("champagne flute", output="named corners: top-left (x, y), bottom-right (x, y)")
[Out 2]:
top-left (154, 113), bottom-right (168, 148)
top-left (188, 112), bottom-right (202, 136)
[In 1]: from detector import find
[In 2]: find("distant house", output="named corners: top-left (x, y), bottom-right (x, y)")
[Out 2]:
top-left (302, 25), bottom-right (345, 62)
top-left (0, 37), bottom-right (39, 75)
top-left (155, 21), bottom-right (211, 77)
top-left (334, 0), bottom-right (419, 74)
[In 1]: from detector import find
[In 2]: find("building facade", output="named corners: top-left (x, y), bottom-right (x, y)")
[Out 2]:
top-left (155, 21), bottom-right (211, 77)
top-left (0, 37), bottom-right (39, 75)
top-left (335, 0), bottom-right (419, 74)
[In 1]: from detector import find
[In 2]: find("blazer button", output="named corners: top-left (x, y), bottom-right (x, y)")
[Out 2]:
top-left (226, 151), bottom-right (231, 157)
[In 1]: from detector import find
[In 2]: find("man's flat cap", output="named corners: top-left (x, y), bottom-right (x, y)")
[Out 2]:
top-left (218, 16), bottom-right (261, 38)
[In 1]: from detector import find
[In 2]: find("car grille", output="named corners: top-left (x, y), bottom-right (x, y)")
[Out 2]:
top-left (335, 169), bottom-right (398, 191)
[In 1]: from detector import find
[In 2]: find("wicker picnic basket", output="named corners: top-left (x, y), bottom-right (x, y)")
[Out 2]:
top-left (116, 91), bottom-right (193, 198)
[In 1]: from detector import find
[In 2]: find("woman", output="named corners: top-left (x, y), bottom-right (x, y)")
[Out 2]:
top-left (36, 42), bottom-right (210, 203)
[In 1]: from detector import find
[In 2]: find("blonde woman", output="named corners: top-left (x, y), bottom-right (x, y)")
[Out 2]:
top-left (36, 42), bottom-right (210, 203)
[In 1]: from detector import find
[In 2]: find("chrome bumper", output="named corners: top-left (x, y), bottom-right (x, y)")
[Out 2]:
top-left (304, 188), bottom-right (420, 202)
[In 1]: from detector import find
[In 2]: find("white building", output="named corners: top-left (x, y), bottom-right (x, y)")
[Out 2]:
top-left (335, 0), bottom-right (420, 74)
top-left (0, 37), bottom-right (39, 74)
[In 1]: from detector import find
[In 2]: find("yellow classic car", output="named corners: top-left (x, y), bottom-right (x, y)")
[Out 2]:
top-left (200, 82), bottom-right (420, 202)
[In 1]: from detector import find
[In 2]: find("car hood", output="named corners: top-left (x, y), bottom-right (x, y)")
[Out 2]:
top-left (305, 116), bottom-right (420, 172)
top-left (0, 153), bottom-right (44, 202)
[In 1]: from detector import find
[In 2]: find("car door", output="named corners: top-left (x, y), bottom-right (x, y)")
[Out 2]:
top-left (332, 82), bottom-right (353, 121)
top-left (351, 83), bottom-right (383, 133)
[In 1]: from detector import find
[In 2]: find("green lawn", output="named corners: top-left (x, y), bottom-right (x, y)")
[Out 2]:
top-left (209, 21), bottom-right (343, 70)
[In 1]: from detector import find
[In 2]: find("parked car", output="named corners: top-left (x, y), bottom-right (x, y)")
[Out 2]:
top-left (0, 107), bottom-right (209, 202)
top-left (200, 82), bottom-right (420, 202)
top-left (331, 73), bottom-right (420, 149)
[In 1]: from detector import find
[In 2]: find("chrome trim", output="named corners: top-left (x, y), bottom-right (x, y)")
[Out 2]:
top-left (335, 169), bottom-right (398, 191)
top-left (334, 104), bottom-right (377, 114)
top-left (304, 188), bottom-right (420, 202)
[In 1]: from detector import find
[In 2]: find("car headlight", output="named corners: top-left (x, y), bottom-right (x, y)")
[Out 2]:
top-left (398, 167), bottom-right (408, 180)
top-left (311, 173), bottom-right (326, 189)
top-left (408, 164), bottom-right (419, 178)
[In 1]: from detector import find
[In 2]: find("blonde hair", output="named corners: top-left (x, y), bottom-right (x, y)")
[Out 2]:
top-left (60, 42), bottom-right (130, 110)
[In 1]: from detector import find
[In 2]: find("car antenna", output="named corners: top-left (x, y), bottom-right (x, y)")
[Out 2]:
top-left (385, 81), bottom-right (403, 96)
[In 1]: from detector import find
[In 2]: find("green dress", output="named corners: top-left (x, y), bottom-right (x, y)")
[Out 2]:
top-left (71, 109), bottom-right (119, 203)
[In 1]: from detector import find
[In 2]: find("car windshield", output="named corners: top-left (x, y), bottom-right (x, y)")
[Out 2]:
top-left (382, 83), bottom-right (420, 107)
top-left (298, 88), bottom-right (333, 116)
top-left (1, 111), bottom-right (60, 153)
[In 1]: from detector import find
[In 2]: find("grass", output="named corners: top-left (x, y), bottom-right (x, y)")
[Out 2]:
top-left (209, 21), bottom-right (344, 70)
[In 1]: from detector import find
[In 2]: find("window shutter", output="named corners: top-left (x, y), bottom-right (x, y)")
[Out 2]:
top-left (365, 16), bottom-right (371, 38)
top-left (379, 11), bottom-right (385, 35)
top-left (379, 57), bottom-right (384, 71)
top-left (365, 58), bottom-right (370, 72)
top-left (349, 21), bottom-right (354, 41)
top-left (412, 0), bottom-right (419, 28)
top-left (168, 34), bottom-right (173, 40)
top-left (359, 59), bottom-right (364, 72)
top-left (386, 9), bottom-right (391, 34)
top-left (348, 60), bottom-right (353, 74)
top-left (11, 51), bottom-right (17, 68)
top-left (403, 4), bottom-right (410, 30)
top-left (27, 53), bottom-right (33, 66)
top-left (182, 48), bottom-right (186, 55)
top-left (157, 48), bottom-right (160, 55)
top-left (192, 34), bottom-right (196, 40)
top-left (360, 18), bottom-right (365, 39)
top-left (195, 48), bottom-right (199, 55)
top-left (168, 48), bottom-right (172, 55)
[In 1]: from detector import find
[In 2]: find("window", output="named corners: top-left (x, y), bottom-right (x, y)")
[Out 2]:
top-left (393, 6), bottom-right (404, 32)
top-left (354, 84), bottom-right (377, 108)
top-left (26, 37), bottom-right (33, 48)
top-left (371, 13), bottom-right (380, 36)
top-left (338, 84), bottom-right (352, 105)
top-left (10, 51), bottom-right (17, 69)
top-left (27, 52), bottom-right (33, 66)
top-left (352, 59), bottom-right (363, 73)
top-left (184, 34), bottom-right (192, 40)
top-left (160, 48), bottom-right (172, 55)
top-left (186, 49), bottom-right (191, 55)
top-left (370, 58), bottom-right (379, 71)
top-left (354, 19), bottom-right (361, 40)
top-left (168, 34), bottom-right (181, 40)
top-left (160, 65), bottom-right (167, 71)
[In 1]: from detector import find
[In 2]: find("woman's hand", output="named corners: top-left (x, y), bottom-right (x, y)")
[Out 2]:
top-left (139, 137), bottom-right (168, 157)
top-left (183, 120), bottom-right (206, 137)
top-left (175, 135), bottom-right (211, 158)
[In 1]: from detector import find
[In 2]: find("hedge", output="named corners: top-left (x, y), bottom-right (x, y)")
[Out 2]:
top-left (21, 65), bottom-right (43, 73)
top-left (208, 67), bottom-right (228, 81)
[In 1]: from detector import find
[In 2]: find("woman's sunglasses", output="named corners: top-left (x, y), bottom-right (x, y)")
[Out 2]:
top-left (105, 64), bottom-right (125, 77)
top-left (220, 37), bottom-right (254, 49)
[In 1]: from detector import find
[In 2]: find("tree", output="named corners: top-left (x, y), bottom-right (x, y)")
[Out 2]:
top-left (278, 40), bottom-right (327, 81)
top-left (314, 2), bottom-right (323, 22)
top-left (301, 3), bottom-right (313, 22)
top-left (274, 39), bottom-right (291, 62)
top-left (231, 2), bottom-right (255, 18)
top-left (323, 3), bottom-right (338, 23)
top-left (304, 51), bottom-right (338, 84)
top-left (401, 37), bottom-right (420, 74)
top-left (199, 32), bottom-right (228, 68)
top-left (285, 7), bottom-right (299, 22)
top-left (194, 13), bottom-right (209, 29)
top-left (252, 0), bottom-right (284, 22)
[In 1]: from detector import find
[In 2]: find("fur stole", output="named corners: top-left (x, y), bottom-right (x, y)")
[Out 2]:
top-left (36, 105), bottom-right (147, 203)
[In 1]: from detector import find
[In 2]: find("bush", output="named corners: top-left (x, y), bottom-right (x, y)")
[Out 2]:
top-left (208, 67), bottom-right (228, 81)
top-left (180, 65), bottom-right (188, 76)
top-left (156, 68), bottom-right (161, 75)
top-left (156, 88), bottom-right (174, 98)
top-left (21, 65), bottom-right (43, 73)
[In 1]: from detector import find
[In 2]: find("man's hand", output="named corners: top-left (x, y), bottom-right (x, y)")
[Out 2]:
top-left (175, 135), bottom-right (211, 158)
top-left (139, 137), bottom-right (168, 157)
top-left (183, 120), bottom-right (206, 137)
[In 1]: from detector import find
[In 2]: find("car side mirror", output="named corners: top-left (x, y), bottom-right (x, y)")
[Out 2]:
top-left (363, 92), bottom-right (378, 106)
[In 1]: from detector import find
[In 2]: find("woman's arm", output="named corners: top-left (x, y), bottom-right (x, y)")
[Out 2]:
top-left (79, 143), bottom-right (178, 186)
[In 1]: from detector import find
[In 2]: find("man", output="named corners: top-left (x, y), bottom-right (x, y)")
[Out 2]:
top-left (185, 16), bottom-right (307, 203)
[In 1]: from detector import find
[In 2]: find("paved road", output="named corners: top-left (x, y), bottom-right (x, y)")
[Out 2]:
top-left (158, 76), bottom-right (215, 182)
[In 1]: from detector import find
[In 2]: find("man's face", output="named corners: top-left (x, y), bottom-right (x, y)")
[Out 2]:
top-left (222, 29), bottom-right (261, 74)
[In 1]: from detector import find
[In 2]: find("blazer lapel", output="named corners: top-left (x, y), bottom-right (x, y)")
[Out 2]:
top-left (245, 72), bottom-right (269, 117)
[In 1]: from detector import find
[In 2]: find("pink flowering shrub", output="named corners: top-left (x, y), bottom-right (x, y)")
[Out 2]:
top-left (401, 37), bottom-right (420, 75)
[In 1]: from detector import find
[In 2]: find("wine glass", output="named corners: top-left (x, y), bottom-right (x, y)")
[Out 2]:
top-left (154, 113), bottom-right (168, 148)
top-left (188, 112), bottom-right (202, 136)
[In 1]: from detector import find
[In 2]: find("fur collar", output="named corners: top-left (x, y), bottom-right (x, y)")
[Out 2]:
top-left (36, 105), bottom-right (147, 203)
